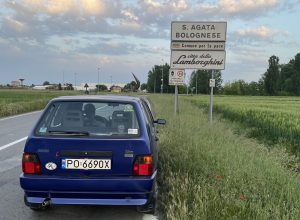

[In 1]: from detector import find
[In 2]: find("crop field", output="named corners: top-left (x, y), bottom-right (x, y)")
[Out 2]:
top-left (187, 95), bottom-right (300, 155)
top-left (150, 94), bottom-right (300, 219)
top-left (0, 89), bottom-right (79, 117)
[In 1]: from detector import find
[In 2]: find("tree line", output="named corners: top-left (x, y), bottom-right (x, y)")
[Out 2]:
top-left (146, 53), bottom-right (300, 96)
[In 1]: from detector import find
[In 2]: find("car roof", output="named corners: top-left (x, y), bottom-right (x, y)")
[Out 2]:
top-left (51, 95), bottom-right (141, 103)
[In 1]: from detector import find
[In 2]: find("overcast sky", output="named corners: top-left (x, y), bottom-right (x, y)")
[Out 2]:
top-left (0, 0), bottom-right (300, 86)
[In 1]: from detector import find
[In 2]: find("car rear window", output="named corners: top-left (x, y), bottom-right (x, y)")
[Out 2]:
top-left (35, 101), bottom-right (140, 138)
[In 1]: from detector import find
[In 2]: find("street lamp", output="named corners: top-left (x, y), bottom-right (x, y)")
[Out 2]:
top-left (97, 67), bottom-right (100, 92)
top-left (161, 60), bottom-right (164, 94)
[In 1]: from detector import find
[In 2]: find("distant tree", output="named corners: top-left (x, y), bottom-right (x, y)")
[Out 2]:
top-left (123, 81), bottom-right (138, 92)
top-left (66, 83), bottom-right (73, 90)
top-left (147, 63), bottom-right (173, 93)
top-left (58, 83), bottom-right (62, 90)
top-left (223, 80), bottom-right (243, 95)
top-left (257, 78), bottom-right (265, 95)
top-left (247, 81), bottom-right (260, 95)
top-left (293, 53), bottom-right (300, 95)
top-left (43, 81), bottom-right (50, 86)
top-left (189, 70), bottom-right (222, 94)
top-left (141, 83), bottom-right (147, 91)
top-left (263, 55), bottom-right (280, 95)
top-left (178, 85), bottom-right (187, 94)
top-left (280, 62), bottom-right (295, 95)
top-left (96, 84), bottom-right (108, 92)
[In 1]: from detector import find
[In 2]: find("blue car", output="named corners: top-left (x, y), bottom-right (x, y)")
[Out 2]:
top-left (20, 95), bottom-right (165, 213)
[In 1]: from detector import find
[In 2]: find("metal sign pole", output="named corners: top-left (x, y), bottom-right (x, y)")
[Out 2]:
top-left (209, 70), bottom-right (214, 125)
top-left (174, 85), bottom-right (178, 116)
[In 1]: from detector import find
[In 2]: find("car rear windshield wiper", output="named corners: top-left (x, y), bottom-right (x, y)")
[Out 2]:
top-left (48, 130), bottom-right (90, 136)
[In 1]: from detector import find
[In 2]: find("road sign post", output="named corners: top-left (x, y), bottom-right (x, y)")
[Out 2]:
top-left (169, 69), bottom-right (185, 116)
top-left (209, 70), bottom-right (214, 125)
top-left (174, 85), bottom-right (178, 116)
top-left (170, 21), bottom-right (227, 121)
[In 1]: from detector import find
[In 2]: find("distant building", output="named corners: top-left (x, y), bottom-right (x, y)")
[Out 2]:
top-left (74, 83), bottom-right (126, 91)
top-left (11, 80), bottom-right (21, 87)
top-left (33, 85), bottom-right (55, 90)
top-left (110, 85), bottom-right (122, 93)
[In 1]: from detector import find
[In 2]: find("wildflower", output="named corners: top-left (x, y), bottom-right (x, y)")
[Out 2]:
top-left (239, 195), bottom-right (246, 201)
top-left (215, 175), bottom-right (222, 181)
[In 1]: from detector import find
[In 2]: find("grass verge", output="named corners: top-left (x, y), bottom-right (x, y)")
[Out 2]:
top-left (150, 94), bottom-right (300, 219)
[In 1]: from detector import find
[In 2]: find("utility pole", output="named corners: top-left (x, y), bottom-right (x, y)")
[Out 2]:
top-left (161, 59), bottom-right (164, 94)
top-left (97, 67), bottom-right (100, 92)
top-left (209, 70), bottom-right (214, 125)
top-left (161, 67), bottom-right (163, 93)
top-left (196, 72), bottom-right (198, 95)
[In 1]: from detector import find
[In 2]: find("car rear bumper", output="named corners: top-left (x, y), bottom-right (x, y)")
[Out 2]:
top-left (20, 171), bottom-right (156, 206)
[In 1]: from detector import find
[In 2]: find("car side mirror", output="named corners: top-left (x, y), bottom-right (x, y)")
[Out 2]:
top-left (154, 119), bottom-right (166, 125)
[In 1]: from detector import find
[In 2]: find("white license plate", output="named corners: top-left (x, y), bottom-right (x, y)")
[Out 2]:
top-left (62, 158), bottom-right (111, 170)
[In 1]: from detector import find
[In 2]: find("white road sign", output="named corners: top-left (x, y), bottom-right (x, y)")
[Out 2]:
top-left (171, 42), bottom-right (225, 51)
top-left (171, 22), bottom-right (227, 42)
top-left (171, 50), bottom-right (226, 70)
top-left (209, 79), bottom-right (215, 87)
top-left (169, 69), bottom-right (185, 85)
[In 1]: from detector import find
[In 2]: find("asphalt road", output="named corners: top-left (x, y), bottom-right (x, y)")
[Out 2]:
top-left (0, 111), bottom-right (156, 220)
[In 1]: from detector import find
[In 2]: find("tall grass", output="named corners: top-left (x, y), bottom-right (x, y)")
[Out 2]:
top-left (188, 95), bottom-right (300, 154)
top-left (0, 89), bottom-right (79, 117)
top-left (150, 95), bottom-right (300, 219)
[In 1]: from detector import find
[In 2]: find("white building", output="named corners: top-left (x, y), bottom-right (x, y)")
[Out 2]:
top-left (74, 83), bottom-right (126, 91)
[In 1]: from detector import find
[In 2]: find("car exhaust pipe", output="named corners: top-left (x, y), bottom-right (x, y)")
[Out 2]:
top-left (42, 199), bottom-right (51, 208)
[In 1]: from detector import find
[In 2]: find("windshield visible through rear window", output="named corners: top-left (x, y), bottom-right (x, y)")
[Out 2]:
top-left (35, 101), bottom-right (140, 138)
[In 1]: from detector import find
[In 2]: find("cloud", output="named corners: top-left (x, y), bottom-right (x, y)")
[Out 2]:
top-left (143, 0), bottom-right (162, 9)
top-left (121, 10), bottom-right (139, 21)
top-left (168, 0), bottom-right (189, 11)
top-left (2, 16), bottom-right (28, 33)
top-left (1, 0), bottom-right (300, 85)
top-left (219, 0), bottom-right (278, 15)
top-left (80, 0), bottom-right (106, 16)
top-left (237, 26), bottom-right (273, 39)
top-left (79, 42), bottom-right (137, 55)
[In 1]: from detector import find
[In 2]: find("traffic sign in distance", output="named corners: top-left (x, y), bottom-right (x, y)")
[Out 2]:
top-left (209, 79), bottom-right (215, 87)
top-left (169, 69), bottom-right (185, 85)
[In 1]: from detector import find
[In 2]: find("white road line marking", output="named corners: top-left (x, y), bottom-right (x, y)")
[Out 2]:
top-left (0, 111), bottom-right (41, 121)
top-left (143, 214), bottom-right (157, 220)
top-left (0, 137), bottom-right (28, 152)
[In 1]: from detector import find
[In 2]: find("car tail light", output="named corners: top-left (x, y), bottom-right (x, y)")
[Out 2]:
top-left (22, 153), bottom-right (41, 174)
top-left (133, 155), bottom-right (154, 176)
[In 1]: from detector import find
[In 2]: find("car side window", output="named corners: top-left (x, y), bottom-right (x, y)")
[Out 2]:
top-left (140, 102), bottom-right (155, 138)
top-left (141, 101), bottom-right (154, 127)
